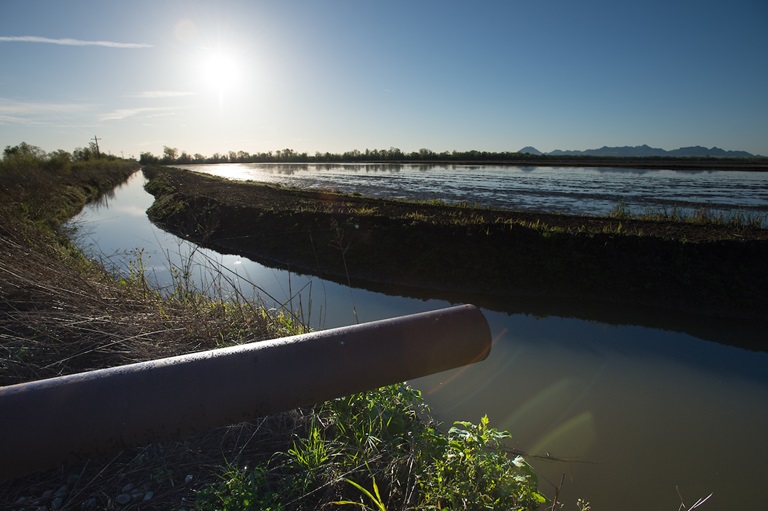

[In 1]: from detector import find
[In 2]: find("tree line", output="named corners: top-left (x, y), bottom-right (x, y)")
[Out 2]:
top-left (1, 141), bottom-right (539, 170)
top-left (138, 146), bottom-right (549, 165)
top-left (2, 141), bottom-right (122, 170)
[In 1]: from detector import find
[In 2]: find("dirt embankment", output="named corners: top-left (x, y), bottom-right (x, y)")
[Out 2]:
top-left (143, 166), bottom-right (768, 322)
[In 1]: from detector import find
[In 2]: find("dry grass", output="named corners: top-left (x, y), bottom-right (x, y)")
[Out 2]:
top-left (0, 165), bottom-right (305, 509)
top-left (0, 213), bottom-right (288, 386)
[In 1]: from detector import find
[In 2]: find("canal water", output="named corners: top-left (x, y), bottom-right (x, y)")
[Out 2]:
top-left (71, 167), bottom-right (768, 511)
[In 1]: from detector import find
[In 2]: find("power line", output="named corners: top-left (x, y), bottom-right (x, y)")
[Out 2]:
top-left (92, 135), bottom-right (101, 158)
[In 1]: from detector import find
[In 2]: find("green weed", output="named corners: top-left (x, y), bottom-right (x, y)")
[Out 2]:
top-left (195, 387), bottom-right (548, 510)
top-left (287, 418), bottom-right (333, 487)
top-left (196, 464), bottom-right (284, 511)
top-left (418, 415), bottom-right (546, 511)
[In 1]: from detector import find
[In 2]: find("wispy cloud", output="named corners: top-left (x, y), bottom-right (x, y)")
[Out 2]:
top-left (99, 106), bottom-right (183, 121)
top-left (0, 98), bottom-right (187, 125)
top-left (133, 91), bottom-right (196, 99)
top-left (0, 99), bottom-right (88, 127)
top-left (0, 35), bottom-right (152, 48)
top-left (0, 98), bottom-right (83, 115)
top-left (0, 114), bottom-right (31, 125)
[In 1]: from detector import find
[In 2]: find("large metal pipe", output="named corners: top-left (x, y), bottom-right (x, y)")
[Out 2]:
top-left (0, 304), bottom-right (490, 479)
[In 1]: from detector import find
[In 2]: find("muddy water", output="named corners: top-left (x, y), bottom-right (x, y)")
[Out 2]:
top-left (72, 170), bottom-right (768, 510)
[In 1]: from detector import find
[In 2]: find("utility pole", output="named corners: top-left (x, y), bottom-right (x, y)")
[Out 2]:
top-left (92, 135), bottom-right (101, 158)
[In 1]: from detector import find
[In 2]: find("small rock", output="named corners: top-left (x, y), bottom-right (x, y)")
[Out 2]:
top-left (184, 474), bottom-right (194, 484)
top-left (14, 496), bottom-right (27, 506)
top-left (115, 493), bottom-right (132, 505)
top-left (67, 474), bottom-right (80, 485)
top-left (121, 483), bottom-right (134, 493)
top-left (51, 497), bottom-right (64, 510)
top-left (143, 491), bottom-right (154, 501)
top-left (81, 497), bottom-right (98, 510)
top-left (41, 490), bottom-right (53, 500)
top-left (54, 486), bottom-right (68, 497)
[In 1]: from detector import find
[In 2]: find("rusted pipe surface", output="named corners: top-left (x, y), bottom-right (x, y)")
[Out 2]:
top-left (0, 304), bottom-right (490, 479)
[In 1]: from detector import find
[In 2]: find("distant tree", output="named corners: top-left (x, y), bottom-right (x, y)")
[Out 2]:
top-left (276, 148), bottom-right (295, 161)
top-left (385, 147), bottom-right (403, 160)
top-left (48, 149), bottom-right (72, 161)
top-left (45, 149), bottom-right (72, 172)
top-left (3, 142), bottom-right (46, 160)
top-left (343, 149), bottom-right (361, 161)
top-left (143, 145), bottom-right (581, 165)
top-left (6, 144), bottom-right (48, 174)
top-left (72, 146), bottom-right (96, 161)
top-left (139, 152), bottom-right (160, 165)
top-left (418, 148), bottom-right (435, 160)
top-left (162, 146), bottom-right (179, 164)
top-left (1, 142), bottom-right (48, 174)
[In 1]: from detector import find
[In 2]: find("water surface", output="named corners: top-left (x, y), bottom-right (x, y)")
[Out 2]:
top-left (72, 170), bottom-right (768, 510)
top-left (178, 162), bottom-right (768, 222)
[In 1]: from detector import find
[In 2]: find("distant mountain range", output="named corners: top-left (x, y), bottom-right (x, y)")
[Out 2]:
top-left (518, 144), bottom-right (759, 158)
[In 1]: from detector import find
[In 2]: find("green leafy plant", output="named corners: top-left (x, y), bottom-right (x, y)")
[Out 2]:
top-left (192, 386), bottom-right (550, 510)
top-left (196, 464), bottom-right (283, 511)
top-left (418, 415), bottom-right (546, 511)
top-left (288, 419), bottom-right (331, 473)
top-left (324, 384), bottom-right (425, 460)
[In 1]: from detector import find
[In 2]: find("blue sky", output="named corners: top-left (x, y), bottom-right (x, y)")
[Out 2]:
top-left (1, 0), bottom-right (766, 157)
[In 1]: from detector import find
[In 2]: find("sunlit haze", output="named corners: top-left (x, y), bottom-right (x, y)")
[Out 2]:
top-left (1, 0), bottom-right (766, 157)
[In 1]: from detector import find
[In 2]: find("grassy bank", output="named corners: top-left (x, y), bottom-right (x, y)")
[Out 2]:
top-left (1, 149), bottom-right (550, 509)
top-left (143, 165), bottom-right (768, 326)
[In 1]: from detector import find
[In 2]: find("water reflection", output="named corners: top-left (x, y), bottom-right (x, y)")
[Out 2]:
top-left (415, 310), bottom-right (768, 511)
top-left (69, 170), bottom-right (768, 511)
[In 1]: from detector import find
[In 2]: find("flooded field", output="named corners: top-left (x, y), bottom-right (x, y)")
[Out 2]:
top-left (72, 169), bottom-right (768, 510)
top-left (178, 162), bottom-right (768, 222)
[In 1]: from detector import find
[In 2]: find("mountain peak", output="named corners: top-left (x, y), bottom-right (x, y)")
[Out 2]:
top-left (545, 145), bottom-right (756, 158)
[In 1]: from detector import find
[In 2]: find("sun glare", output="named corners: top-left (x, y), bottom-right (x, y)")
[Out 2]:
top-left (198, 47), bottom-right (243, 95)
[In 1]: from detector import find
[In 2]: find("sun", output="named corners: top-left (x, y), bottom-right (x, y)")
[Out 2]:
top-left (197, 46), bottom-right (243, 95)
